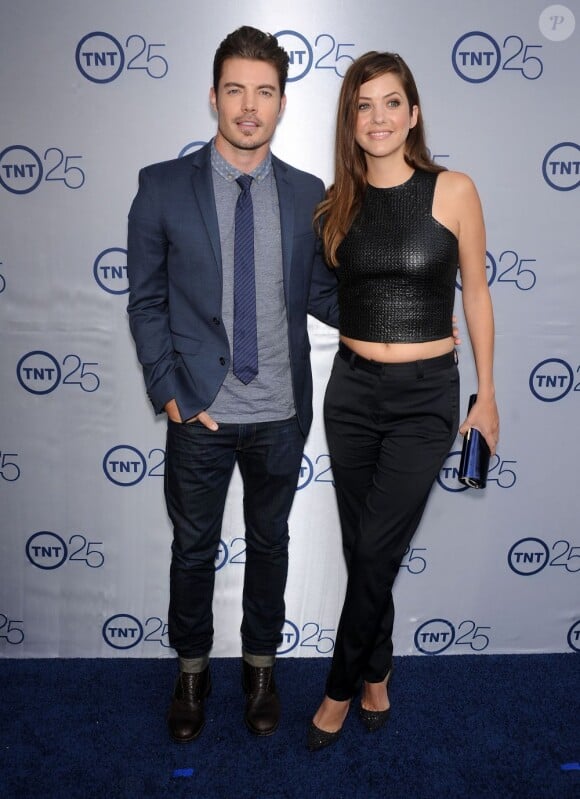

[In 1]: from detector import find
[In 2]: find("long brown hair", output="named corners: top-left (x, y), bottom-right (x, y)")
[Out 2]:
top-left (315, 51), bottom-right (444, 266)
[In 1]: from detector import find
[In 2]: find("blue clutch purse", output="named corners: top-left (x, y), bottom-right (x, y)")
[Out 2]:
top-left (458, 394), bottom-right (490, 489)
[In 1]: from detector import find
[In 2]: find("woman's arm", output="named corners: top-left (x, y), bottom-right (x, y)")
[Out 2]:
top-left (452, 172), bottom-right (500, 453)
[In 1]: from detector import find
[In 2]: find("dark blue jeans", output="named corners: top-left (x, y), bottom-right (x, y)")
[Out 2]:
top-left (164, 415), bottom-right (305, 659)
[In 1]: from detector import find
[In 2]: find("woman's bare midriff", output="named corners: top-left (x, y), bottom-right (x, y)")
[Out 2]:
top-left (340, 335), bottom-right (455, 363)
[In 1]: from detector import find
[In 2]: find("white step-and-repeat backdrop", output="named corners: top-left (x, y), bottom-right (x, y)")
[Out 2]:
top-left (1, 1), bottom-right (578, 659)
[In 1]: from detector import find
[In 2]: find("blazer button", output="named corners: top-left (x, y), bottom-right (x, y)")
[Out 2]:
top-left (213, 317), bottom-right (221, 326)
top-left (219, 357), bottom-right (226, 366)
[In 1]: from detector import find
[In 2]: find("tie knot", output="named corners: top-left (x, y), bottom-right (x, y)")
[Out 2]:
top-left (236, 174), bottom-right (253, 193)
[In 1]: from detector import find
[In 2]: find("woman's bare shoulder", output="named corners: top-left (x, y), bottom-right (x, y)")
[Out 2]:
top-left (436, 169), bottom-right (477, 196)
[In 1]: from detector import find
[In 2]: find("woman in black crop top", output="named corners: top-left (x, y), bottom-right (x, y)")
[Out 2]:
top-left (308, 51), bottom-right (499, 751)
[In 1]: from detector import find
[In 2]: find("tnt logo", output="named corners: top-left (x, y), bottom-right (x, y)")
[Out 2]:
top-left (542, 142), bottom-right (580, 191)
top-left (26, 532), bottom-right (68, 570)
top-left (274, 30), bottom-right (313, 82)
top-left (451, 31), bottom-right (501, 83)
top-left (437, 451), bottom-right (468, 492)
top-left (102, 614), bottom-right (144, 649)
top-left (414, 619), bottom-right (456, 654)
top-left (215, 539), bottom-right (229, 571)
top-left (103, 445), bottom-right (147, 486)
top-left (178, 141), bottom-right (207, 159)
top-left (277, 619), bottom-right (300, 655)
top-left (297, 454), bottom-right (314, 490)
top-left (75, 32), bottom-right (125, 83)
top-left (17, 351), bottom-right (61, 395)
top-left (529, 358), bottom-right (574, 402)
top-left (93, 248), bottom-right (128, 294)
top-left (508, 537), bottom-right (550, 575)
top-left (567, 620), bottom-right (580, 653)
top-left (484, 251), bottom-right (497, 286)
top-left (0, 146), bottom-right (43, 194)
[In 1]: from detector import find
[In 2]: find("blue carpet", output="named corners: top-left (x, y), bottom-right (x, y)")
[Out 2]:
top-left (0, 654), bottom-right (578, 798)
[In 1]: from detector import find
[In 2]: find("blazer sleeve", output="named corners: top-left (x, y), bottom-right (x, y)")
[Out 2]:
top-left (307, 178), bottom-right (339, 328)
top-left (126, 167), bottom-right (178, 413)
top-left (308, 235), bottom-right (339, 328)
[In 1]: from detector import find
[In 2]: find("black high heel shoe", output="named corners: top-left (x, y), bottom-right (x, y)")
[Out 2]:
top-left (307, 720), bottom-right (342, 751)
top-left (307, 698), bottom-right (350, 751)
top-left (359, 668), bottom-right (393, 733)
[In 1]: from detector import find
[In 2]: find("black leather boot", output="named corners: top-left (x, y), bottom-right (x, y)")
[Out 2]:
top-left (167, 667), bottom-right (211, 742)
top-left (242, 661), bottom-right (280, 736)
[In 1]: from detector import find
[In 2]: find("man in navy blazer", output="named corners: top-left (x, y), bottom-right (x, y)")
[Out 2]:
top-left (127, 26), bottom-right (338, 742)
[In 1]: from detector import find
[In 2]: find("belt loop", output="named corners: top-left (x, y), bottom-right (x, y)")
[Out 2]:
top-left (416, 360), bottom-right (424, 379)
top-left (349, 352), bottom-right (357, 370)
top-left (453, 349), bottom-right (458, 365)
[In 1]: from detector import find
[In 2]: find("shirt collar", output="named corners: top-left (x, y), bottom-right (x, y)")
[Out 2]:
top-left (210, 138), bottom-right (272, 183)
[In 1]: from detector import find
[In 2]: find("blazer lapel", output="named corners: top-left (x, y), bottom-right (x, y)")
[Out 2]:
top-left (272, 156), bottom-right (294, 301)
top-left (190, 144), bottom-right (222, 274)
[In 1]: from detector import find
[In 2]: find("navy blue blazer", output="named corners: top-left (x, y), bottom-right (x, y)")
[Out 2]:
top-left (127, 142), bottom-right (338, 436)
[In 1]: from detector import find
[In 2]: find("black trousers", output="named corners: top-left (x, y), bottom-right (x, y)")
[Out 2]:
top-left (324, 343), bottom-right (459, 700)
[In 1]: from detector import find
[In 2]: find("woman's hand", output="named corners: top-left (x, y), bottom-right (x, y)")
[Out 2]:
top-left (452, 315), bottom-right (461, 346)
top-left (459, 394), bottom-right (499, 455)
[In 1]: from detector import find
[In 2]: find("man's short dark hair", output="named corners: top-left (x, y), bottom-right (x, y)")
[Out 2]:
top-left (213, 26), bottom-right (289, 95)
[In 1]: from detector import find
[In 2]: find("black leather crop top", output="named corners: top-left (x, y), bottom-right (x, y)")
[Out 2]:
top-left (336, 169), bottom-right (458, 343)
